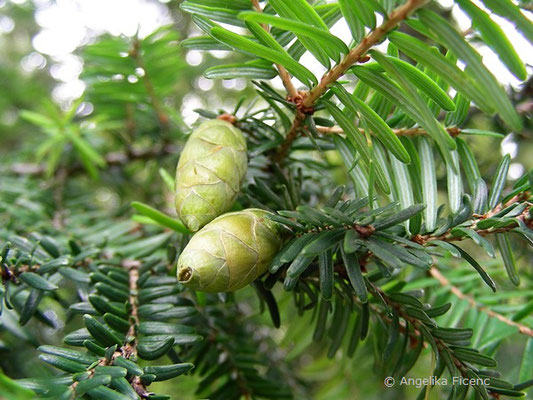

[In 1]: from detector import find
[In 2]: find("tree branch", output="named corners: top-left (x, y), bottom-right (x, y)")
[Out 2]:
top-left (366, 281), bottom-right (509, 392)
top-left (69, 260), bottom-right (149, 398)
top-left (251, 0), bottom-right (298, 99)
top-left (429, 267), bottom-right (533, 337)
top-left (315, 125), bottom-right (462, 137)
top-left (290, 195), bottom-right (530, 249)
top-left (414, 194), bottom-right (531, 245)
top-left (274, 112), bottom-right (306, 164)
top-left (274, 0), bottom-right (427, 163)
top-left (122, 260), bottom-right (149, 398)
top-left (130, 38), bottom-right (170, 130)
top-left (305, 0), bottom-right (426, 108)
top-left (69, 358), bottom-right (110, 395)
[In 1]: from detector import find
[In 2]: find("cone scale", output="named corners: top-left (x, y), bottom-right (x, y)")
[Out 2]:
top-left (175, 119), bottom-right (247, 232)
top-left (177, 209), bottom-right (283, 292)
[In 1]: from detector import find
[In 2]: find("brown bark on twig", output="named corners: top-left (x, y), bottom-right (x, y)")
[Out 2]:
top-left (429, 267), bottom-right (533, 338)
top-left (417, 194), bottom-right (531, 244)
top-left (251, 0), bottom-right (298, 99)
top-left (315, 125), bottom-right (462, 137)
top-left (130, 39), bottom-right (170, 130)
top-left (123, 260), bottom-right (150, 398)
top-left (274, 0), bottom-right (427, 164)
top-left (68, 259), bottom-right (150, 398)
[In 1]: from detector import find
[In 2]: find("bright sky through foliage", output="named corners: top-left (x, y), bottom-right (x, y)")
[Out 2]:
top-left (2, 0), bottom-right (531, 110)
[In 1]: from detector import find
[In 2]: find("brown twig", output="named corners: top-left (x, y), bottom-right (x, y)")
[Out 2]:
top-left (366, 282), bottom-right (502, 388)
top-left (295, 220), bottom-right (375, 239)
top-left (315, 125), bottom-right (462, 137)
top-left (123, 260), bottom-right (141, 358)
top-left (429, 267), bottom-right (533, 338)
top-left (306, 0), bottom-right (426, 108)
top-left (68, 260), bottom-right (149, 398)
top-left (415, 194), bottom-right (531, 245)
top-left (274, 112), bottom-right (306, 164)
top-left (122, 260), bottom-right (150, 398)
top-left (69, 358), bottom-right (110, 395)
top-left (130, 38), bottom-right (170, 130)
top-left (1, 258), bottom-right (83, 285)
top-left (292, 194), bottom-right (530, 247)
top-left (274, 0), bottom-right (427, 163)
top-left (251, 0), bottom-right (298, 99)
top-left (277, 66), bottom-right (299, 100)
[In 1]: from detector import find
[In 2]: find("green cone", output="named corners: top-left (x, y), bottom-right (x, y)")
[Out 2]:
top-left (175, 119), bottom-right (247, 232)
top-left (177, 209), bottom-right (283, 292)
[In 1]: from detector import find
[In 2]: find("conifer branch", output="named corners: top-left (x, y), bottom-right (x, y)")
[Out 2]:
top-left (275, 112), bottom-right (306, 163)
top-left (303, 0), bottom-right (426, 108)
top-left (123, 260), bottom-right (149, 398)
top-left (315, 125), bottom-right (462, 137)
top-left (429, 267), bottom-right (533, 337)
top-left (130, 38), bottom-right (170, 131)
top-left (414, 194), bottom-right (532, 245)
top-left (289, 196), bottom-right (530, 247)
top-left (275, 0), bottom-right (427, 163)
top-left (69, 358), bottom-right (110, 396)
top-left (69, 260), bottom-right (149, 398)
top-left (367, 281), bottom-right (506, 394)
top-left (251, 0), bottom-right (298, 99)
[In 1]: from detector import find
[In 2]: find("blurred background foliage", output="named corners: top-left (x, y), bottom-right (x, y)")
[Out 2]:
top-left (0, 0), bottom-right (531, 399)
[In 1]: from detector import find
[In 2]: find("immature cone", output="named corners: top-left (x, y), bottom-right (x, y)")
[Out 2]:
top-left (175, 119), bottom-right (247, 232)
top-left (177, 209), bottom-right (283, 292)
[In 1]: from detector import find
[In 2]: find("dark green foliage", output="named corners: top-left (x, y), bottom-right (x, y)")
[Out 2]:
top-left (1, 0), bottom-right (532, 399)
